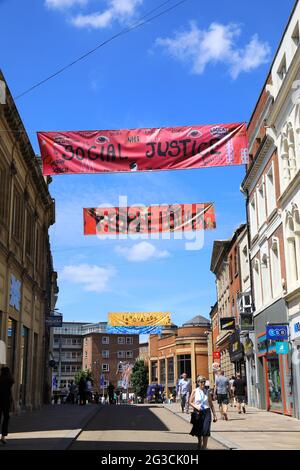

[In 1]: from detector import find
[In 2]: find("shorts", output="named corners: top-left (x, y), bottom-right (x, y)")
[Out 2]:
top-left (217, 394), bottom-right (229, 405)
top-left (235, 395), bottom-right (246, 404)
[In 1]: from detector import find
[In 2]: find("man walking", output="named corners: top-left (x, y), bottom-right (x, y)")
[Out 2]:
top-left (233, 372), bottom-right (247, 414)
top-left (214, 370), bottom-right (230, 421)
top-left (178, 373), bottom-right (191, 414)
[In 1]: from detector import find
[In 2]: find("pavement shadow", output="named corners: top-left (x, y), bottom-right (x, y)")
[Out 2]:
top-left (70, 440), bottom-right (199, 450)
top-left (82, 405), bottom-right (169, 431)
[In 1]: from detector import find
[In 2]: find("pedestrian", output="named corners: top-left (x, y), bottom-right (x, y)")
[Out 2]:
top-left (0, 366), bottom-right (14, 444)
top-left (68, 380), bottom-right (77, 404)
top-left (214, 370), bottom-right (230, 421)
top-left (233, 372), bottom-right (247, 414)
top-left (178, 372), bottom-right (192, 413)
top-left (108, 382), bottom-right (115, 405)
top-left (229, 376), bottom-right (236, 407)
top-left (115, 389), bottom-right (120, 405)
top-left (85, 378), bottom-right (93, 403)
top-left (189, 375), bottom-right (217, 450)
top-left (78, 376), bottom-right (86, 405)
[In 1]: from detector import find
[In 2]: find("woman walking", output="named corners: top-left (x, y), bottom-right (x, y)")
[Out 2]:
top-left (189, 376), bottom-right (217, 450)
top-left (0, 367), bottom-right (14, 444)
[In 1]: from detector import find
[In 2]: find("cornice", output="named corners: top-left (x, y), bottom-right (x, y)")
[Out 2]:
top-left (241, 135), bottom-right (275, 191)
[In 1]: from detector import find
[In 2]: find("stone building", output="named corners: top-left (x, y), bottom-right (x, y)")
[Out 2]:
top-left (0, 71), bottom-right (57, 410)
top-left (148, 315), bottom-right (210, 395)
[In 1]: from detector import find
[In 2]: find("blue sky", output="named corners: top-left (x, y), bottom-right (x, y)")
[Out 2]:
top-left (0, 0), bottom-right (295, 328)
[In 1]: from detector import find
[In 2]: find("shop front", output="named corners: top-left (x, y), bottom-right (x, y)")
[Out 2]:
top-left (290, 313), bottom-right (300, 419)
top-left (229, 330), bottom-right (246, 377)
top-left (254, 299), bottom-right (292, 416)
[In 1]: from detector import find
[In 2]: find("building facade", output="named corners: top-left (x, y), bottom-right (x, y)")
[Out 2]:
top-left (52, 322), bottom-right (87, 391)
top-left (148, 315), bottom-right (210, 395)
top-left (241, 2), bottom-right (300, 416)
top-left (0, 71), bottom-right (57, 410)
top-left (210, 225), bottom-right (248, 382)
top-left (82, 328), bottom-right (139, 392)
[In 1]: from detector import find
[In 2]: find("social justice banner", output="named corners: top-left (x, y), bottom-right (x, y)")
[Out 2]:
top-left (37, 122), bottom-right (248, 176)
top-left (108, 312), bottom-right (171, 327)
top-left (107, 325), bottom-right (162, 335)
top-left (84, 203), bottom-right (216, 235)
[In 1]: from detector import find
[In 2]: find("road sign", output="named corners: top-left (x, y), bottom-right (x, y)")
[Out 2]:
top-left (266, 325), bottom-right (288, 340)
top-left (213, 351), bottom-right (220, 360)
top-left (276, 342), bottom-right (289, 355)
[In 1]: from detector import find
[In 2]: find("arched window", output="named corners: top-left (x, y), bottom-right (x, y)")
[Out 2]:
top-left (287, 123), bottom-right (297, 177)
top-left (253, 258), bottom-right (262, 309)
top-left (270, 237), bottom-right (281, 298)
top-left (286, 211), bottom-right (299, 286)
top-left (280, 123), bottom-right (297, 188)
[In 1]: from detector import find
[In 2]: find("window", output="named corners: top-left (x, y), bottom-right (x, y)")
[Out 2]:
top-left (102, 336), bottom-right (109, 344)
top-left (261, 251), bottom-right (271, 304)
top-left (151, 361), bottom-right (158, 381)
top-left (12, 187), bottom-right (24, 242)
top-left (167, 357), bottom-right (174, 383)
top-left (126, 337), bottom-right (133, 344)
top-left (102, 350), bottom-right (109, 358)
top-left (25, 207), bottom-right (35, 259)
top-left (177, 355), bottom-right (191, 379)
top-left (234, 247), bottom-right (239, 275)
top-left (266, 164), bottom-right (276, 216)
top-left (117, 364), bottom-right (124, 373)
top-left (117, 351), bottom-right (125, 358)
top-left (102, 364), bottom-right (109, 372)
top-left (160, 359), bottom-right (166, 384)
top-left (277, 55), bottom-right (287, 81)
top-left (0, 162), bottom-right (9, 226)
top-left (292, 22), bottom-right (299, 47)
top-left (286, 208), bottom-right (300, 286)
top-left (280, 124), bottom-right (297, 189)
top-left (126, 351), bottom-right (133, 358)
top-left (85, 351), bottom-right (87, 358)
top-left (253, 258), bottom-right (262, 309)
top-left (257, 182), bottom-right (266, 228)
top-left (118, 337), bottom-right (125, 344)
top-left (270, 238), bottom-right (281, 298)
top-left (250, 196), bottom-right (258, 238)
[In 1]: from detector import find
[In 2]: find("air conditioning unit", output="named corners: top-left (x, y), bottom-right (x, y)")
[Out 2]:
top-left (238, 293), bottom-right (253, 314)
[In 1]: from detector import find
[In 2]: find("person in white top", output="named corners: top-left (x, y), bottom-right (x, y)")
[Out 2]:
top-left (189, 375), bottom-right (217, 450)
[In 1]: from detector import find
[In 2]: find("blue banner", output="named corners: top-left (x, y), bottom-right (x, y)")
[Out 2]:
top-left (266, 325), bottom-right (288, 340)
top-left (107, 325), bottom-right (162, 335)
top-left (276, 342), bottom-right (289, 355)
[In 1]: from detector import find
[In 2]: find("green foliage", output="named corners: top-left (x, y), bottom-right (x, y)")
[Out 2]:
top-left (74, 369), bottom-right (93, 385)
top-left (131, 360), bottom-right (148, 399)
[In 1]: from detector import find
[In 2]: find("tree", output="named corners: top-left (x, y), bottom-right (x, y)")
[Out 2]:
top-left (75, 369), bottom-right (92, 385)
top-left (131, 360), bottom-right (148, 401)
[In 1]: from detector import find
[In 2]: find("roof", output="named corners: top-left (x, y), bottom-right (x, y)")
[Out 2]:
top-left (182, 315), bottom-right (210, 327)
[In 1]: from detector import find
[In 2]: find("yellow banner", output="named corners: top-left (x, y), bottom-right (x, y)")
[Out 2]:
top-left (108, 312), bottom-right (171, 327)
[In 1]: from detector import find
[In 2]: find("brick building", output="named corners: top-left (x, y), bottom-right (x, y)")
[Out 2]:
top-left (82, 329), bottom-right (139, 392)
top-left (210, 225), bottom-right (248, 380)
top-left (148, 315), bottom-right (210, 395)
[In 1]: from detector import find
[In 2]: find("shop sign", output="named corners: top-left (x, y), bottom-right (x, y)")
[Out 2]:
top-left (220, 317), bottom-right (235, 331)
top-left (213, 351), bottom-right (220, 360)
top-left (45, 315), bottom-right (63, 327)
top-left (240, 313), bottom-right (254, 331)
top-left (212, 362), bottom-right (220, 371)
top-left (229, 330), bottom-right (244, 362)
top-left (275, 342), bottom-right (289, 355)
top-left (266, 325), bottom-right (288, 340)
top-left (290, 315), bottom-right (300, 341)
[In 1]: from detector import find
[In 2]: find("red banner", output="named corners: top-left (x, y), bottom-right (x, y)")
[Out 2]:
top-left (213, 351), bottom-right (221, 360)
top-left (83, 203), bottom-right (216, 235)
top-left (37, 123), bottom-right (248, 175)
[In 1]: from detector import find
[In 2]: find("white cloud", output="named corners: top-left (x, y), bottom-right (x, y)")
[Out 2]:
top-left (45, 0), bottom-right (88, 9)
top-left (71, 0), bottom-right (143, 29)
top-left (115, 242), bottom-right (170, 262)
top-left (60, 263), bottom-right (116, 292)
top-left (156, 21), bottom-right (270, 79)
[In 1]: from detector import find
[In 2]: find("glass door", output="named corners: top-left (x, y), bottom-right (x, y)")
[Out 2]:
top-left (267, 355), bottom-right (283, 411)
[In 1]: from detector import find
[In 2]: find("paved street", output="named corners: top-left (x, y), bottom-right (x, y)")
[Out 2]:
top-left (0, 404), bottom-right (224, 451)
top-left (164, 403), bottom-right (300, 450)
top-left (69, 404), bottom-right (224, 450)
